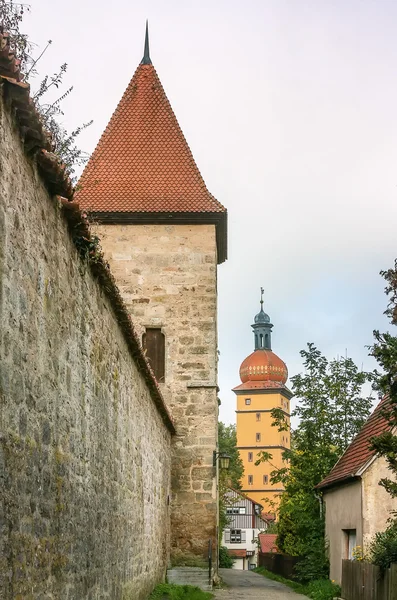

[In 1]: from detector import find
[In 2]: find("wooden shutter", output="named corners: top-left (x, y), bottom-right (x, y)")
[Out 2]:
top-left (224, 530), bottom-right (230, 543)
top-left (142, 328), bottom-right (165, 382)
top-left (241, 530), bottom-right (246, 542)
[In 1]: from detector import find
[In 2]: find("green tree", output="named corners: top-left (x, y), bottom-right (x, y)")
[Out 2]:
top-left (218, 422), bottom-right (244, 544)
top-left (257, 344), bottom-right (374, 581)
top-left (218, 422), bottom-right (244, 489)
top-left (369, 261), bottom-right (397, 500)
top-left (367, 260), bottom-right (397, 571)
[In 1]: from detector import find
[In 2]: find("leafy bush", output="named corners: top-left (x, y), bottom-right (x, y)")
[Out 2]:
top-left (219, 546), bottom-right (234, 568)
top-left (294, 538), bottom-right (330, 582)
top-left (305, 579), bottom-right (341, 600)
top-left (369, 519), bottom-right (397, 572)
top-left (149, 583), bottom-right (213, 600)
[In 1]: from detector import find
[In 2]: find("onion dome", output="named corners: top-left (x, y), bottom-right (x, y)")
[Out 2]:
top-left (239, 349), bottom-right (288, 384)
top-left (254, 307), bottom-right (270, 324)
top-left (238, 289), bottom-right (288, 386)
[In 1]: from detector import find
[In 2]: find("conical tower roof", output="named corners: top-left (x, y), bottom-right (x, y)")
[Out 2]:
top-left (76, 27), bottom-right (227, 261)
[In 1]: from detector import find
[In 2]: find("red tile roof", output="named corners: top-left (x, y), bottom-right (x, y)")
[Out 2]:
top-left (317, 397), bottom-right (391, 490)
top-left (228, 549), bottom-right (247, 558)
top-left (261, 512), bottom-right (276, 522)
top-left (258, 534), bottom-right (278, 554)
top-left (76, 63), bottom-right (226, 216)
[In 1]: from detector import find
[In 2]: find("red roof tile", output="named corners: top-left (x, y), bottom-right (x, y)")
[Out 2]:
top-left (258, 534), bottom-right (278, 553)
top-left (76, 63), bottom-right (226, 216)
top-left (317, 397), bottom-right (391, 490)
top-left (261, 512), bottom-right (276, 522)
top-left (228, 549), bottom-right (247, 558)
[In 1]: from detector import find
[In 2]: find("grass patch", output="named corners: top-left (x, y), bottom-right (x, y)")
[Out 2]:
top-left (253, 567), bottom-right (341, 600)
top-left (149, 583), bottom-right (214, 600)
top-left (254, 567), bottom-right (306, 593)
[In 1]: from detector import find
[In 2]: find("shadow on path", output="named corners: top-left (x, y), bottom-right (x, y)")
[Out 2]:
top-left (215, 569), bottom-right (308, 599)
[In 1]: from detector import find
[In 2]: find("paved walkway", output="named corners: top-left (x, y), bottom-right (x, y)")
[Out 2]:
top-left (215, 569), bottom-right (308, 600)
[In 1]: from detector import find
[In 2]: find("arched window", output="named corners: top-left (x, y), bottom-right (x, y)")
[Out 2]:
top-left (142, 328), bottom-right (165, 383)
top-left (265, 333), bottom-right (269, 347)
top-left (260, 333), bottom-right (263, 348)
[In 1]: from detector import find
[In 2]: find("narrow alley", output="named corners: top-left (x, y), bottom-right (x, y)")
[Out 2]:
top-left (215, 569), bottom-right (308, 600)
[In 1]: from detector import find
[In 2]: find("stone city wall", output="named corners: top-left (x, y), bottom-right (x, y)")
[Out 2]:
top-left (0, 89), bottom-right (173, 599)
top-left (96, 223), bottom-right (219, 560)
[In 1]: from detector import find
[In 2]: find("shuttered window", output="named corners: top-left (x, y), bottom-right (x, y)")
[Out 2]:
top-left (142, 328), bottom-right (165, 383)
top-left (229, 529), bottom-right (245, 543)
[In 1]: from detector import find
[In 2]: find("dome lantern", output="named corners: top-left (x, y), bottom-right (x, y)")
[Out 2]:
top-left (252, 287), bottom-right (273, 350)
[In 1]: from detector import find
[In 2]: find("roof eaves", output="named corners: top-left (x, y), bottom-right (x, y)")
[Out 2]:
top-left (316, 473), bottom-right (361, 492)
top-left (89, 209), bottom-right (228, 264)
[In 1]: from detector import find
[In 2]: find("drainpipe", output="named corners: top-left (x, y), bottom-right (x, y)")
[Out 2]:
top-left (314, 492), bottom-right (323, 519)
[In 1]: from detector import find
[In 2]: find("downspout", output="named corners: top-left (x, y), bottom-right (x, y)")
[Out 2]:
top-left (314, 492), bottom-right (323, 519)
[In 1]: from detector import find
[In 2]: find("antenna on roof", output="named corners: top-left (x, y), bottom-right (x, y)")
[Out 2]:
top-left (141, 20), bottom-right (152, 65)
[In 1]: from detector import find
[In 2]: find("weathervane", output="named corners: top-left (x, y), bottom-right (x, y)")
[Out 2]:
top-left (260, 287), bottom-right (264, 309)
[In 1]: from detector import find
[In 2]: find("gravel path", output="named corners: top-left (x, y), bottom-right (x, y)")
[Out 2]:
top-left (215, 569), bottom-right (308, 600)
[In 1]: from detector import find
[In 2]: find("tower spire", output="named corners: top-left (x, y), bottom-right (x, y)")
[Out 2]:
top-left (141, 20), bottom-right (152, 65)
top-left (252, 293), bottom-right (273, 350)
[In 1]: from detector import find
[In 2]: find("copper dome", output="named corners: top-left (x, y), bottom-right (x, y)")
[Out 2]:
top-left (239, 349), bottom-right (288, 384)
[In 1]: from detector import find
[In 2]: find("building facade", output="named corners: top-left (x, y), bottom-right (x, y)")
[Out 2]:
top-left (233, 295), bottom-right (291, 510)
top-left (317, 398), bottom-right (395, 585)
top-left (76, 27), bottom-right (227, 560)
top-left (221, 488), bottom-right (269, 570)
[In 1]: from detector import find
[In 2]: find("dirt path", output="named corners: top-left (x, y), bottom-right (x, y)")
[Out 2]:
top-left (215, 569), bottom-right (308, 600)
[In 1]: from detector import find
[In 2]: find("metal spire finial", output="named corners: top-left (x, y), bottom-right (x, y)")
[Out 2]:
top-left (141, 20), bottom-right (152, 65)
top-left (260, 287), bottom-right (264, 309)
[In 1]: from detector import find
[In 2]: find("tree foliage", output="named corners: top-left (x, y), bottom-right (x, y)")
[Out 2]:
top-left (218, 422), bottom-right (244, 490)
top-left (218, 422), bottom-right (244, 540)
top-left (369, 260), bottom-right (397, 500)
top-left (256, 344), bottom-right (374, 580)
top-left (366, 261), bottom-right (397, 570)
top-left (0, 1), bottom-right (91, 181)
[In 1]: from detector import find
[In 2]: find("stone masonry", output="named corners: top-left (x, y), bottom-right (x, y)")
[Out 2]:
top-left (96, 222), bottom-right (219, 559)
top-left (0, 89), bottom-right (173, 599)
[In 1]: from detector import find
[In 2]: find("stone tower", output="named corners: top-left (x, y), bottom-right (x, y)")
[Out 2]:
top-left (76, 25), bottom-right (227, 559)
top-left (233, 293), bottom-right (291, 511)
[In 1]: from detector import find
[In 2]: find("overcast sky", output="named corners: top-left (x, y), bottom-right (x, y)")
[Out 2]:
top-left (24, 0), bottom-right (397, 424)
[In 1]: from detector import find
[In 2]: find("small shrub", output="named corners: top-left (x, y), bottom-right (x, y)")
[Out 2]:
top-left (369, 519), bottom-right (397, 572)
top-left (149, 583), bottom-right (213, 600)
top-left (294, 539), bottom-right (329, 583)
top-left (305, 579), bottom-right (341, 600)
top-left (219, 546), bottom-right (234, 569)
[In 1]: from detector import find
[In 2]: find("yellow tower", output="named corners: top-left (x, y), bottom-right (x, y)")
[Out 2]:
top-left (233, 292), bottom-right (291, 513)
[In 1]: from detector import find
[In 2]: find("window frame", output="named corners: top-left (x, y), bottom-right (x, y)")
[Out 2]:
top-left (230, 529), bottom-right (242, 543)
